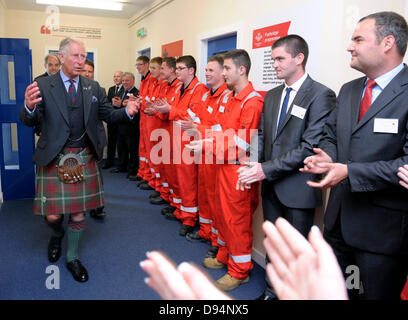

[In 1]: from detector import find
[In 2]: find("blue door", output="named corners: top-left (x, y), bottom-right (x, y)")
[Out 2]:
top-left (208, 33), bottom-right (237, 57)
top-left (0, 38), bottom-right (35, 200)
top-left (139, 48), bottom-right (151, 59)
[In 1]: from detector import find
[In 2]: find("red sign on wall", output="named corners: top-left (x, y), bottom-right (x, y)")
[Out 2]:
top-left (252, 21), bottom-right (291, 49)
top-left (162, 40), bottom-right (183, 58)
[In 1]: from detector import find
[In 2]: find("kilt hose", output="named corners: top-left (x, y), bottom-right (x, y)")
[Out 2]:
top-left (33, 147), bottom-right (104, 216)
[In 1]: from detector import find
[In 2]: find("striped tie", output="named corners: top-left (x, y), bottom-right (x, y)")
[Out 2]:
top-left (68, 79), bottom-right (77, 104)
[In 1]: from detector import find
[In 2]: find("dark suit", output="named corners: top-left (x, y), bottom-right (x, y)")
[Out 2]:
top-left (33, 72), bottom-right (49, 135)
top-left (320, 65), bottom-right (408, 300)
top-left (254, 75), bottom-right (336, 297)
top-left (116, 86), bottom-right (140, 175)
top-left (34, 72), bottom-right (49, 82)
top-left (20, 73), bottom-right (130, 166)
top-left (105, 84), bottom-right (124, 166)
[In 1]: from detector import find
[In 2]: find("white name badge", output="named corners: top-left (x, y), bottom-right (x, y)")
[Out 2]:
top-left (127, 93), bottom-right (131, 96)
top-left (207, 106), bottom-right (213, 114)
top-left (290, 105), bottom-right (306, 119)
top-left (211, 124), bottom-right (222, 132)
top-left (219, 106), bottom-right (225, 113)
top-left (373, 118), bottom-right (398, 134)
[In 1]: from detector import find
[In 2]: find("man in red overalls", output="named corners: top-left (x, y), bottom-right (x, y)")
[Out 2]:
top-left (178, 55), bottom-right (230, 260)
top-left (187, 49), bottom-right (263, 291)
top-left (135, 55), bottom-right (152, 186)
top-left (155, 56), bottom-right (208, 236)
top-left (139, 57), bottom-right (163, 192)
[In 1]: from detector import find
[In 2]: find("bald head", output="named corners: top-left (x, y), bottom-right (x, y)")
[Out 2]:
top-left (113, 71), bottom-right (123, 85)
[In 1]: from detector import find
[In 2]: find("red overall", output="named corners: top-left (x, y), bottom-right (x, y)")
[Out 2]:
top-left (145, 78), bottom-right (167, 190)
top-left (212, 82), bottom-right (263, 280)
top-left (194, 83), bottom-right (231, 242)
top-left (137, 72), bottom-right (153, 181)
top-left (168, 77), bottom-right (208, 226)
top-left (154, 79), bottom-right (183, 205)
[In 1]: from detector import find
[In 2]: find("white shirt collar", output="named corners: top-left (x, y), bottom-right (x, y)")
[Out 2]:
top-left (284, 72), bottom-right (308, 93)
top-left (59, 69), bottom-right (79, 83)
top-left (372, 62), bottom-right (404, 90)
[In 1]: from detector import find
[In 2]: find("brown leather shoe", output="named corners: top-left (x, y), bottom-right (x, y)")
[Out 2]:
top-left (215, 273), bottom-right (249, 291)
top-left (202, 257), bottom-right (226, 269)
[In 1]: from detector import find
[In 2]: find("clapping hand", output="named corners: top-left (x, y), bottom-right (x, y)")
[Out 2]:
top-left (140, 251), bottom-right (230, 300)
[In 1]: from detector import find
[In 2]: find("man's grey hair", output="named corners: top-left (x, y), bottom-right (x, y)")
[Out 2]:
top-left (122, 72), bottom-right (135, 80)
top-left (59, 37), bottom-right (85, 57)
top-left (44, 53), bottom-right (60, 65)
top-left (360, 11), bottom-right (408, 57)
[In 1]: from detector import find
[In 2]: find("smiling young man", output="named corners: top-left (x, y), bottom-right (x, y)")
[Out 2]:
top-left (302, 12), bottom-right (408, 300)
top-left (180, 55), bottom-right (230, 258)
top-left (189, 49), bottom-right (264, 291)
top-left (236, 35), bottom-right (336, 300)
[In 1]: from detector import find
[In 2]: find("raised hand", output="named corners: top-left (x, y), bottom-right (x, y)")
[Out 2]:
top-left (263, 218), bottom-right (347, 300)
top-left (25, 82), bottom-right (42, 110)
top-left (140, 250), bottom-right (230, 300)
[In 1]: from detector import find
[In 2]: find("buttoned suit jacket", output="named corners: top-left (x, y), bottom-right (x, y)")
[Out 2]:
top-left (20, 73), bottom-right (130, 166)
top-left (254, 75), bottom-right (336, 209)
top-left (321, 66), bottom-right (408, 255)
top-left (107, 84), bottom-right (124, 104)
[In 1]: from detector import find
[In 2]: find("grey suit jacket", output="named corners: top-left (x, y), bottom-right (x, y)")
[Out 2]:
top-left (254, 75), bottom-right (336, 209)
top-left (20, 73), bottom-right (130, 166)
top-left (321, 66), bottom-right (408, 255)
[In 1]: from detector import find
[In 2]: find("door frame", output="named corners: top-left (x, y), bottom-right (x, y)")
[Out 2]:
top-left (197, 23), bottom-right (244, 83)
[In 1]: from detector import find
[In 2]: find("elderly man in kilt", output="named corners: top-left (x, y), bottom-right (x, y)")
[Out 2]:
top-left (21, 38), bottom-right (140, 282)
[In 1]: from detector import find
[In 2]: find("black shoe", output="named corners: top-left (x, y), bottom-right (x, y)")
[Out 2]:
top-left (161, 206), bottom-right (176, 215)
top-left (150, 196), bottom-right (168, 205)
top-left (139, 183), bottom-right (154, 190)
top-left (67, 259), bottom-right (89, 283)
top-left (48, 231), bottom-right (65, 263)
top-left (186, 231), bottom-right (208, 243)
top-left (102, 162), bottom-right (113, 169)
top-left (256, 293), bottom-right (277, 300)
top-left (179, 225), bottom-right (194, 236)
top-left (90, 207), bottom-right (106, 219)
top-left (165, 211), bottom-right (178, 221)
top-left (136, 179), bottom-right (148, 187)
top-left (206, 245), bottom-right (219, 258)
top-left (149, 191), bottom-right (161, 199)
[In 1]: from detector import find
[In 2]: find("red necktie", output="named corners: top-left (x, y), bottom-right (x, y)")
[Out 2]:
top-left (358, 79), bottom-right (376, 121)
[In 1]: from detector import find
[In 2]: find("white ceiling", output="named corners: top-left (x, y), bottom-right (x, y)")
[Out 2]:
top-left (3, 0), bottom-right (156, 19)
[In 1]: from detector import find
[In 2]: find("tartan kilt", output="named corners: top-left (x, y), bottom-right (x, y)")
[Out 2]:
top-left (33, 147), bottom-right (104, 216)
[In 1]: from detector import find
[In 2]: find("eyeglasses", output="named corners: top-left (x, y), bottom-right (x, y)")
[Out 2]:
top-left (176, 67), bottom-right (188, 71)
top-left (135, 63), bottom-right (146, 67)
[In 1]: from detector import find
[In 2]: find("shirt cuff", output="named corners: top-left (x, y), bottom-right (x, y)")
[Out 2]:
top-left (25, 103), bottom-right (36, 116)
top-left (125, 108), bottom-right (134, 120)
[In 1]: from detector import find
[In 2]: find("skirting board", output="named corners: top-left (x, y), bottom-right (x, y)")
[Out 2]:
top-left (252, 247), bottom-right (266, 269)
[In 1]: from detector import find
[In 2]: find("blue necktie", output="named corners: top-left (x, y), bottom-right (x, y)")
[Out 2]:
top-left (68, 79), bottom-right (77, 104)
top-left (277, 87), bottom-right (292, 133)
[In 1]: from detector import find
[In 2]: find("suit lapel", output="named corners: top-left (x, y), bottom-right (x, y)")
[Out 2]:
top-left (81, 76), bottom-right (93, 127)
top-left (274, 76), bottom-right (312, 140)
top-left (352, 67), bottom-right (408, 134)
top-left (270, 85), bottom-right (284, 142)
top-left (49, 75), bottom-right (70, 126)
